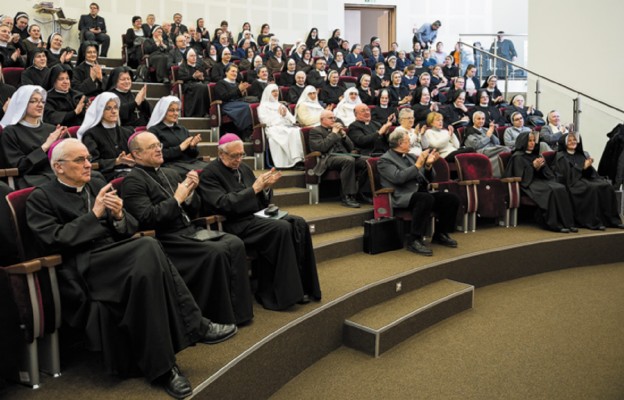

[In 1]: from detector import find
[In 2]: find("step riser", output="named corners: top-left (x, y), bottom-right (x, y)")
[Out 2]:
top-left (179, 118), bottom-right (212, 130)
top-left (343, 289), bottom-right (473, 357)
top-left (314, 235), bottom-right (362, 263)
top-left (308, 211), bottom-right (373, 235)
top-left (132, 83), bottom-right (171, 98)
top-left (272, 191), bottom-right (310, 208)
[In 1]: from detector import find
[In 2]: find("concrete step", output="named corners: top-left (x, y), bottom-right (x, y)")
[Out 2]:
top-left (311, 226), bottom-right (364, 263)
top-left (132, 82), bottom-right (171, 98)
top-left (98, 57), bottom-right (125, 68)
top-left (179, 117), bottom-right (211, 130)
top-left (343, 279), bottom-right (474, 357)
top-left (285, 203), bottom-right (373, 235)
top-left (189, 129), bottom-right (214, 142)
top-left (272, 187), bottom-right (310, 208)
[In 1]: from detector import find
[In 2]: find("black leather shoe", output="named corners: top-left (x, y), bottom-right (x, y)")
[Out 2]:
top-left (297, 294), bottom-right (311, 304)
top-left (341, 195), bottom-right (360, 208)
top-left (356, 193), bottom-right (373, 205)
top-left (432, 233), bottom-right (458, 248)
top-left (159, 365), bottom-right (192, 399)
top-left (201, 322), bottom-right (237, 344)
top-left (407, 239), bottom-right (433, 256)
top-left (569, 227), bottom-right (578, 233)
top-left (558, 228), bottom-right (570, 233)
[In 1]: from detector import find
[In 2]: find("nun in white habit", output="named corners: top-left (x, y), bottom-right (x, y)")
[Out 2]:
top-left (295, 85), bottom-right (325, 127)
top-left (333, 87), bottom-right (361, 127)
top-left (257, 84), bottom-right (304, 168)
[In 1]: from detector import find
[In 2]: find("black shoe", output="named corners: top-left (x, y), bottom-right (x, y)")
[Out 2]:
top-left (159, 365), bottom-right (192, 399)
top-left (407, 239), bottom-right (433, 256)
top-left (201, 322), bottom-right (237, 344)
top-left (558, 228), bottom-right (570, 233)
top-left (614, 223), bottom-right (624, 229)
top-left (297, 294), bottom-right (311, 304)
top-left (341, 195), bottom-right (360, 208)
top-left (356, 193), bottom-right (373, 205)
top-left (569, 227), bottom-right (578, 233)
top-left (432, 233), bottom-right (458, 248)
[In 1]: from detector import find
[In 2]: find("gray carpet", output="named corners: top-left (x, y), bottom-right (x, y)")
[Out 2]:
top-left (270, 263), bottom-right (624, 400)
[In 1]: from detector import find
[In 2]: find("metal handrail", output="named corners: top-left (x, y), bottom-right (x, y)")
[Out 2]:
top-left (458, 41), bottom-right (624, 116)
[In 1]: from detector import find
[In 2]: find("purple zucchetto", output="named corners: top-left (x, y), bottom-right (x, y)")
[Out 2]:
top-left (47, 139), bottom-right (65, 160)
top-left (218, 133), bottom-right (241, 145)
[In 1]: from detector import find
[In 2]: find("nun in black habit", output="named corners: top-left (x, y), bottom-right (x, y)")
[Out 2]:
top-left (21, 48), bottom-right (51, 89)
top-left (147, 96), bottom-right (209, 175)
top-left (504, 131), bottom-right (576, 233)
top-left (213, 63), bottom-right (253, 137)
top-left (121, 131), bottom-right (254, 325)
top-left (177, 48), bottom-right (210, 118)
top-left (106, 66), bottom-right (152, 127)
top-left (71, 41), bottom-right (105, 97)
top-left (553, 133), bottom-right (624, 230)
top-left (78, 92), bottom-right (135, 181)
top-left (0, 85), bottom-right (65, 188)
top-left (44, 64), bottom-right (87, 127)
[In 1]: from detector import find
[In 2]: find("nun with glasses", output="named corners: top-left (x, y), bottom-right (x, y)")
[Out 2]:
top-left (257, 84), bottom-right (305, 168)
top-left (147, 96), bottom-right (209, 175)
top-left (0, 85), bottom-right (67, 188)
top-left (78, 92), bottom-right (135, 181)
top-left (44, 64), bottom-right (88, 127)
top-left (105, 66), bottom-right (151, 128)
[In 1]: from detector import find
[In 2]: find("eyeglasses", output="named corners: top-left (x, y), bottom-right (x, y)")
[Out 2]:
top-left (104, 105), bottom-right (119, 111)
top-left (29, 99), bottom-right (46, 105)
top-left (513, 117), bottom-right (523, 121)
top-left (58, 155), bottom-right (93, 164)
top-left (143, 142), bottom-right (163, 151)
top-left (167, 108), bottom-right (181, 113)
top-left (224, 151), bottom-right (246, 160)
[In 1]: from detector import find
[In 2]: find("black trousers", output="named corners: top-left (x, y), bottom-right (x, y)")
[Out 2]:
top-left (324, 155), bottom-right (368, 196)
top-left (82, 31), bottom-right (110, 57)
top-left (408, 191), bottom-right (459, 238)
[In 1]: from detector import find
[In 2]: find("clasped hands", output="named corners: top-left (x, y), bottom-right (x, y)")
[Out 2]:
top-left (415, 148), bottom-right (439, 169)
top-left (252, 167), bottom-right (281, 193)
top-left (93, 183), bottom-right (124, 220)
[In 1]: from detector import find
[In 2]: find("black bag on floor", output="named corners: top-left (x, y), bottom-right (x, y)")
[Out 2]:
top-left (363, 217), bottom-right (403, 254)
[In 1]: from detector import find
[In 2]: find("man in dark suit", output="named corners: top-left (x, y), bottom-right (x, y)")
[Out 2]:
top-left (348, 104), bottom-right (393, 156)
top-left (306, 58), bottom-right (328, 89)
top-left (171, 13), bottom-right (188, 38)
top-left (377, 128), bottom-right (459, 256)
top-left (309, 110), bottom-right (369, 208)
top-left (198, 134), bottom-right (321, 311)
top-left (167, 34), bottom-right (188, 69)
top-left (78, 3), bottom-right (110, 57)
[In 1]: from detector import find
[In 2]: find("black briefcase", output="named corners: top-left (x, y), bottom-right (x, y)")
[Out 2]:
top-left (363, 217), bottom-right (403, 254)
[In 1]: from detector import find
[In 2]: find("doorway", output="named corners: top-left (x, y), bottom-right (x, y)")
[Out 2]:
top-left (344, 5), bottom-right (396, 52)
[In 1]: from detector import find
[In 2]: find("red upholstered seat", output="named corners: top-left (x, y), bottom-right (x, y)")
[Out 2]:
top-left (455, 153), bottom-right (521, 227)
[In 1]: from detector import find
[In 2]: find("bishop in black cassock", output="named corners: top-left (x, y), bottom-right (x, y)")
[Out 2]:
top-left (198, 134), bottom-right (321, 310)
top-left (122, 131), bottom-right (253, 324)
top-left (25, 138), bottom-right (236, 398)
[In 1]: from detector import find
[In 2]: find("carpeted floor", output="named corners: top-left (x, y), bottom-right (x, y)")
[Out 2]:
top-left (271, 263), bottom-right (624, 400)
top-left (3, 224), bottom-right (623, 399)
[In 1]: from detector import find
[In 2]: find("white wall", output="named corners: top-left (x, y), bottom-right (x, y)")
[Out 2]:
top-left (12, 0), bottom-right (528, 60)
top-left (528, 0), bottom-right (624, 162)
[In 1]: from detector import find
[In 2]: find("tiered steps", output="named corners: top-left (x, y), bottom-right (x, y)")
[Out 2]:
top-left (344, 279), bottom-right (474, 357)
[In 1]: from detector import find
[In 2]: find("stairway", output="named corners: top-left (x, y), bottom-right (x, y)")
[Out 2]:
top-left (343, 279), bottom-right (474, 357)
top-left (127, 80), bottom-right (375, 262)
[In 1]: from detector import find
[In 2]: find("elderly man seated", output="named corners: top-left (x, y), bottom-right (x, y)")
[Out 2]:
top-left (310, 110), bottom-right (369, 208)
top-left (377, 129), bottom-right (460, 256)
top-left (198, 134), bottom-right (321, 310)
top-left (26, 138), bottom-right (236, 398)
top-left (121, 131), bottom-right (254, 325)
top-left (348, 104), bottom-right (394, 156)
